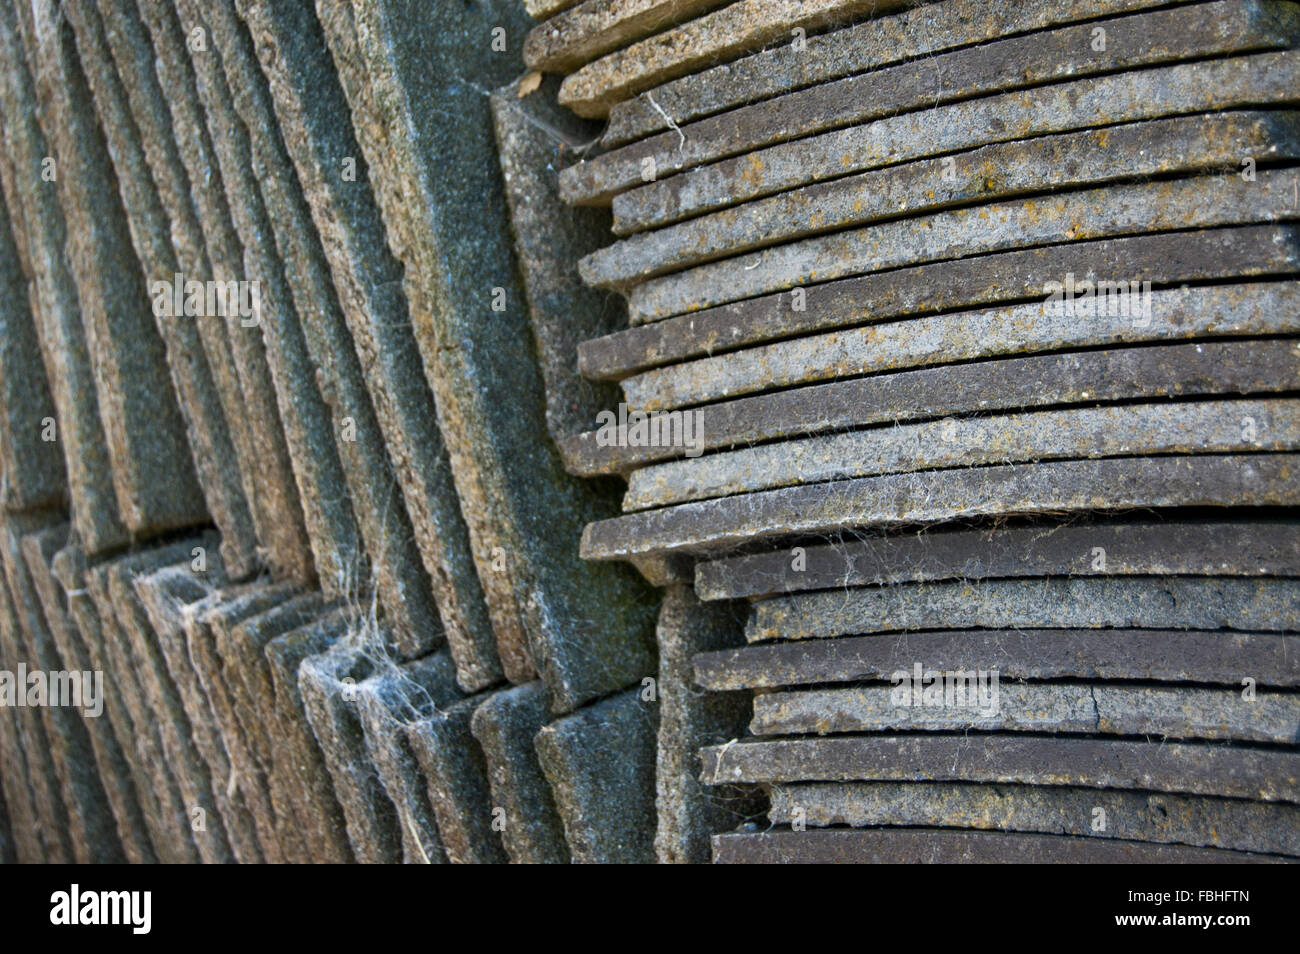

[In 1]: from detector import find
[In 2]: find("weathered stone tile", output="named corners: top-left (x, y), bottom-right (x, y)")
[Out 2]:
top-left (601, 0), bottom-right (1176, 145)
top-left (326, 0), bottom-right (657, 708)
top-left (19, 0), bottom-right (206, 541)
top-left (21, 524), bottom-right (153, 863)
top-left (769, 782), bottom-right (1300, 857)
top-left (712, 829), bottom-right (1290, 864)
top-left (201, 0), bottom-right (439, 657)
top-left (103, 545), bottom-right (239, 864)
top-left (652, 585), bottom-right (756, 864)
top-left (535, 686), bottom-right (657, 862)
top-left (0, 191), bottom-right (62, 513)
top-left (753, 684), bottom-right (1300, 744)
top-left (174, 0), bottom-right (362, 596)
top-left (568, 1), bottom-right (1297, 208)
top-left (584, 111), bottom-right (1300, 288)
top-left (264, 609), bottom-right (354, 863)
top-left (569, 339), bottom-right (1300, 476)
top-left (581, 455), bottom-right (1300, 563)
top-left (239, 0), bottom-right (500, 684)
top-left (137, 0), bottom-right (313, 585)
top-left (51, 544), bottom-right (172, 860)
top-left (525, 0), bottom-right (730, 74)
top-left (406, 694), bottom-right (508, 864)
top-left (627, 397), bottom-right (1300, 510)
top-left (183, 583), bottom-right (302, 863)
top-left (0, 7), bottom-right (126, 554)
top-left (298, 635), bottom-right (402, 863)
top-left (629, 169), bottom-right (1300, 323)
top-left (80, 550), bottom-right (200, 862)
top-left (0, 537), bottom-right (73, 863)
top-left (560, 0), bottom-right (916, 117)
top-left (697, 518), bottom-right (1300, 601)
top-left (68, 0), bottom-right (259, 577)
top-left (701, 735), bottom-right (1300, 802)
top-left (694, 629), bottom-right (1300, 692)
top-left (580, 226), bottom-right (1300, 378)
top-left (621, 282), bottom-right (1300, 411)
top-left (0, 513), bottom-right (122, 863)
top-left (608, 50), bottom-right (1300, 233)
top-left (133, 562), bottom-right (263, 864)
top-left (356, 650), bottom-right (465, 863)
top-left (0, 704), bottom-right (44, 863)
top-left (469, 682), bottom-right (570, 863)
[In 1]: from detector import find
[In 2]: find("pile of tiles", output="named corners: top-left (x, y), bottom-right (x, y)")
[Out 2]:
top-left (544, 0), bottom-right (1300, 861)
top-left (0, 0), bottom-right (670, 864)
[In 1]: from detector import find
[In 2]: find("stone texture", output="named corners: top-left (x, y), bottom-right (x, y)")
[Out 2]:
top-left (581, 454), bottom-right (1300, 562)
top-left (321, 0), bottom-right (656, 709)
top-left (524, 0), bottom-right (730, 74)
top-left (694, 629), bottom-right (1300, 692)
top-left (580, 225), bottom-right (1300, 377)
top-left (470, 682), bottom-right (570, 863)
top-left (701, 735), bottom-right (1300, 802)
top-left (712, 829), bottom-right (1291, 864)
top-left (651, 585), bottom-right (756, 864)
top-left (406, 695), bottom-right (509, 865)
top-left (298, 635), bottom-right (402, 864)
top-left (769, 782), bottom-right (1300, 857)
top-left (355, 650), bottom-right (465, 864)
top-left (536, 686), bottom-right (658, 863)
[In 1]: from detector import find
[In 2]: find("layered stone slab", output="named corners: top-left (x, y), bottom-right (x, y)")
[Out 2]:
top-left (696, 518), bottom-right (1300, 601)
top-left (240, 0), bottom-right (501, 684)
top-left (0, 6), bottom-right (128, 553)
top-left (701, 735), bottom-right (1300, 802)
top-left (769, 782), bottom-right (1300, 857)
top-left (579, 226), bottom-right (1300, 378)
top-left (355, 650), bottom-right (465, 864)
top-left (600, 0), bottom-right (1180, 146)
top-left (0, 191), bottom-right (62, 512)
top-left (694, 629), bottom-right (1300, 692)
top-left (607, 49), bottom-right (1300, 234)
top-left (299, 636), bottom-right (403, 863)
top-left (133, 562), bottom-right (264, 864)
top-left (174, 0), bottom-right (362, 596)
top-left (0, 514), bottom-right (123, 863)
top-left (66, 0), bottom-right (258, 577)
top-left (627, 169), bottom-right (1300, 323)
top-left (322, 0), bottom-right (656, 708)
top-left (535, 686), bottom-right (658, 863)
top-left (752, 684), bottom-right (1300, 744)
top-left (406, 695), bottom-right (509, 864)
top-left (570, 340), bottom-right (1300, 477)
top-left (625, 398), bottom-right (1300, 510)
top-left (22, 524), bottom-right (153, 863)
top-left (263, 609), bottom-right (354, 864)
top-left (201, 0), bottom-right (439, 656)
top-left (19, 0), bottom-right (206, 542)
top-left (651, 585), bottom-right (757, 864)
top-left (620, 282), bottom-right (1300, 412)
top-left (747, 577), bottom-right (1300, 643)
top-left (138, 0), bottom-right (313, 584)
top-left (712, 829), bottom-right (1291, 864)
top-left (524, 0), bottom-right (731, 74)
top-left (581, 454), bottom-right (1300, 562)
top-left (470, 682), bottom-right (570, 863)
top-left (583, 111), bottom-right (1300, 288)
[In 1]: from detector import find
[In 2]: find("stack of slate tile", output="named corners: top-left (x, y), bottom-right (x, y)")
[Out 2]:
top-left (0, 0), bottom-right (663, 864)
top-left (538, 0), bottom-right (1300, 861)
